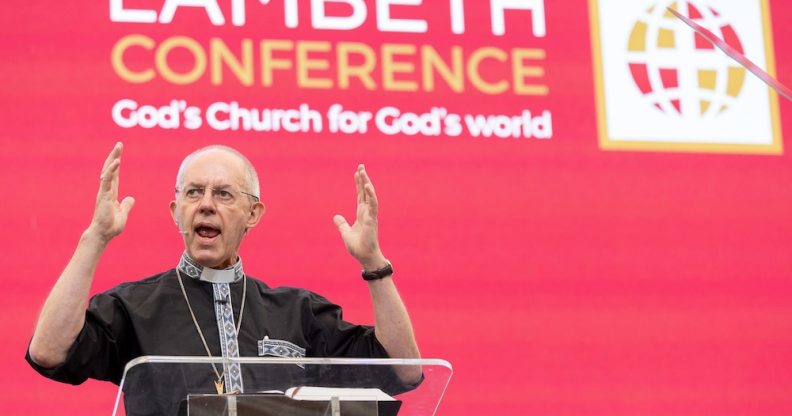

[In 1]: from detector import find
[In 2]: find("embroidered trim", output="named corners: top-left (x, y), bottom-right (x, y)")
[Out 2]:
top-left (177, 252), bottom-right (245, 282)
top-left (258, 336), bottom-right (307, 358)
top-left (214, 283), bottom-right (244, 393)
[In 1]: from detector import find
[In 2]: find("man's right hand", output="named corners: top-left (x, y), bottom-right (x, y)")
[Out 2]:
top-left (87, 142), bottom-right (135, 244)
top-left (28, 142), bottom-right (136, 368)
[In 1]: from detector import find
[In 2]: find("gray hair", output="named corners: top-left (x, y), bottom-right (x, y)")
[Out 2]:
top-left (175, 145), bottom-right (260, 198)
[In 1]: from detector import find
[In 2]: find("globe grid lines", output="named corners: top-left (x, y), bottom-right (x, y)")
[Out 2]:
top-left (627, 0), bottom-right (745, 119)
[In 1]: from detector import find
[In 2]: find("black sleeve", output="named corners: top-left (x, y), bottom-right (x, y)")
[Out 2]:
top-left (302, 291), bottom-right (422, 395)
top-left (25, 292), bottom-right (139, 385)
top-left (303, 291), bottom-right (389, 358)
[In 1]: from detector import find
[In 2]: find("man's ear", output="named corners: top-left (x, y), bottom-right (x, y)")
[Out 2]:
top-left (246, 201), bottom-right (266, 230)
top-left (169, 200), bottom-right (178, 225)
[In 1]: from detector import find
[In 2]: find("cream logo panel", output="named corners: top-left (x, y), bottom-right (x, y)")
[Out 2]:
top-left (590, 0), bottom-right (782, 154)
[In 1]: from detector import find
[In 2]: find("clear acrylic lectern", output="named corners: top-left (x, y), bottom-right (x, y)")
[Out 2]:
top-left (113, 356), bottom-right (452, 416)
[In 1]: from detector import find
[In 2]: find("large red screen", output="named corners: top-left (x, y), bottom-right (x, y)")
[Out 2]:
top-left (3, 1), bottom-right (792, 415)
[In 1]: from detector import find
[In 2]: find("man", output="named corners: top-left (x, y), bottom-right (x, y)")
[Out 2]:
top-left (27, 143), bottom-right (421, 403)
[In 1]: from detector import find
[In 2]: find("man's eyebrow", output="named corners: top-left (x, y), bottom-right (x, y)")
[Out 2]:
top-left (184, 182), bottom-right (233, 189)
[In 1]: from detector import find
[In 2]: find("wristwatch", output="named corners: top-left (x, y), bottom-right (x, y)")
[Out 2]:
top-left (361, 262), bottom-right (393, 281)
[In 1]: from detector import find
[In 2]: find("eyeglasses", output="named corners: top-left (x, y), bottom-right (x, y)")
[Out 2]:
top-left (175, 185), bottom-right (259, 204)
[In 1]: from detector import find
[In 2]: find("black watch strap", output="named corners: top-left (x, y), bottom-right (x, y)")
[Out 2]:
top-left (362, 262), bottom-right (393, 281)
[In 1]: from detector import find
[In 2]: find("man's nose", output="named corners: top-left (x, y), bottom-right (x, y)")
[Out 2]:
top-left (197, 189), bottom-right (217, 214)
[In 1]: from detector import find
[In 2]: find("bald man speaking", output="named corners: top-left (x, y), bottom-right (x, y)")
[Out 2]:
top-left (27, 143), bottom-right (421, 406)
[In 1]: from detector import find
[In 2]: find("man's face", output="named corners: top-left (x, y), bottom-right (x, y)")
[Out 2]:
top-left (170, 150), bottom-right (264, 269)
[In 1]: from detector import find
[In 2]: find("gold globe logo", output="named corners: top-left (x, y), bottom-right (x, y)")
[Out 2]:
top-left (626, 1), bottom-right (747, 118)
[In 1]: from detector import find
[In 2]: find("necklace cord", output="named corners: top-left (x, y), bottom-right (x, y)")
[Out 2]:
top-left (176, 268), bottom-right (247, 387)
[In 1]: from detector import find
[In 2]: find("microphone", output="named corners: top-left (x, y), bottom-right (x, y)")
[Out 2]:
top-left (176, 222), bottom-right (190, 235)
top-left (216, 295), bottom-right (229, 304)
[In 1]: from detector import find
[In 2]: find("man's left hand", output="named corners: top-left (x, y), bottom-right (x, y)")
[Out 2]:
top-left (333, 164), bottom-right (389, 271)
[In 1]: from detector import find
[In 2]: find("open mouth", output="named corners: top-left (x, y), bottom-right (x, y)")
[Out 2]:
top-left (195, 225), bottom-right (221, 239)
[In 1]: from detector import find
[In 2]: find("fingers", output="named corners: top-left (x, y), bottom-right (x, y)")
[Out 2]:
top-left (356, 164), bottom-right (379, 204)
top-left (120, 196), bottom-right (135, 216)
top-left (333, 214), bottom-right (351, 233)
top-left (355, 167), bottom-right (364, 204)
top-left (364, 183), bottom-right (378, 215)
top-left (101, 142), bottom-right (123, 173)
top-left (359, 166), bottom-right (376, 196)
top-left (114, 196), bottom-right (136, 231)
top-left (100, 142), bottom-right (124, 196)
top-left (100, 159), bottom-right (121, 194)
top-left (358, 165), bottom-right (379, 209)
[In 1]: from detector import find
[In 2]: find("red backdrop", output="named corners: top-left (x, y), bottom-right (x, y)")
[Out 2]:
top-left (2, 1), bottom-right (792, 415)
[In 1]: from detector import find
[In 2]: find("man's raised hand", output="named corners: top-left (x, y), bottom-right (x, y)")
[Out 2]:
top-left (333, 164), bottom-right (389, 271)
top-left (88, 142), bottom-right (135, 244)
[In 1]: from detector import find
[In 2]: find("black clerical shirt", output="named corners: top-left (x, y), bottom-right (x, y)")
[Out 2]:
top-left (26, 268), bottom-right (414, 415)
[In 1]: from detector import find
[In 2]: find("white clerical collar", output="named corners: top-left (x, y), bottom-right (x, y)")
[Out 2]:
top-left (177, 252), bottom-right (245, 283)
